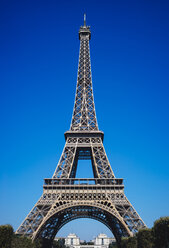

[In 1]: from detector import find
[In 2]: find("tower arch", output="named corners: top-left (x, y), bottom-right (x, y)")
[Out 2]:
top-left (33, 202), bottom-right (131, 247)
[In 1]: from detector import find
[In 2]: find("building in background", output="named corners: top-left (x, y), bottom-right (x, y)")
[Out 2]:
top-left (65, 233), bottom-right (116, 248)
top-left (94, 234), bottom-right (115, 248)
top-left (65, 233), bottom-right (80, 248)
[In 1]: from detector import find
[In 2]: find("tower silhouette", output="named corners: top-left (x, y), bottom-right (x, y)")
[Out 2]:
top-left (16, 15), bottom-right (146, 248)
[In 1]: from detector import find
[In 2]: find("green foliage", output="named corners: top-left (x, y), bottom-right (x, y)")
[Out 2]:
top-left (34, 239), bottom-right (43, 248)
top-left (80, 240), bottom-right (87, 245)
top-left (53, 239), bottom-right (66, 248)
top-left (80, 241), bottom-right (94, 245)
top-left (137, 228), bottom-right (153, 248)
top-left (109, 243), bottom-right (117, 248)
top-left (121, 237), bottom-right (127, 248)
top-left (86, 241), bottom-right (94, 245)
top-left (121, 236), bottom-right (137, 248)
top-left (11, 236), bottom-right (32, 248)
top-left (120, 217), bottom-right (169, 248)
top-left (153, 216), bottom-right (169, 248)
top-left (11, 235), bottom-right (42, 248)
top-left (0, 225), bottom-right (14, 248)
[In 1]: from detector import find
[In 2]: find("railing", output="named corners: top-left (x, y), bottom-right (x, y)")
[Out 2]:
top-left (44, 178), bottom-right (123, 186)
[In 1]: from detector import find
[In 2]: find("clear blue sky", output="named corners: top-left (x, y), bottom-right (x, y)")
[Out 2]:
top-left (0, 0), bottom-right (169, 241)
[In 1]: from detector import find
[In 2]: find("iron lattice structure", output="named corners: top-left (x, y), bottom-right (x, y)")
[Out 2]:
top-left (16, 16), bottom-right (146, 247)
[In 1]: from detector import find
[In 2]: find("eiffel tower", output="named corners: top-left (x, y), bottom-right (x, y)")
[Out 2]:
top-left (16, 15), bottom-right (146, 247)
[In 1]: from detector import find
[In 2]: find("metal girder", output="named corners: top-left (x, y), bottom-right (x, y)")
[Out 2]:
top-left (70, 30), bottom-right (98, 131)
top-left (52, 137), bottom-right (114, 179)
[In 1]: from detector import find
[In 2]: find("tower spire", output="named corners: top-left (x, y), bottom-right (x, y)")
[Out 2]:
top-left (84, 13), bottom-right (86, 26)
top-left (72, 16), bottom-right (95, 131)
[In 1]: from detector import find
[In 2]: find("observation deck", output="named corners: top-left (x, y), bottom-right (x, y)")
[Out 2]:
top-left (43, 178), bottom-right (124, 191)
top-left (64, 131), bottom-right (104, 141)
top-left (79, 14), bottom-right (91, 39)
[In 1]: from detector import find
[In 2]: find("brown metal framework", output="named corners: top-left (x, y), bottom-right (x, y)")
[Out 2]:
top-left (16, 16), bottom-right (146, 247)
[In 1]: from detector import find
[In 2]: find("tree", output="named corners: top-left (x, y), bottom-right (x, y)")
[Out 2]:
top-left (121, 236), bottom-right (137, 248)
top-left (86, 241), bottom-right (94, 245)
top-left (53, 238), bottom-right (66, 248)
top-left (12, 236), bottom-right (31, 248)
top-left (137, 228), bottom-right (153, 248)
top-left (80, 240), bottom-right (87, 245)
top-left (153, 217), bottom-right (169, 248)
top-left (109, 243), bottom-right (117, 248)
top-left (0, 225), bottom-right (14, 248)
top-left (11, 235), bottom-right (42, 248)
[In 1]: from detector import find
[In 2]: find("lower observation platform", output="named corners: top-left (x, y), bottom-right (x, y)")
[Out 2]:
top-left (43, 178), bottom-right (124, 190)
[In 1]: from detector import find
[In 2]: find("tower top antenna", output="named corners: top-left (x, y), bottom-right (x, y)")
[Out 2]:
top-left (84, 13), bottom-right (86, 26)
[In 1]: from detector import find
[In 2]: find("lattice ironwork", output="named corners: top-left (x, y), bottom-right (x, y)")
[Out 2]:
top-left (16, 183), bottom-right (146, 244)
top-left (16, 15), bottom-right (146, 248)
top-left (52, 136), bottom-right (114, 179)
top-left (70, 21), bottom-right (98, 131)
